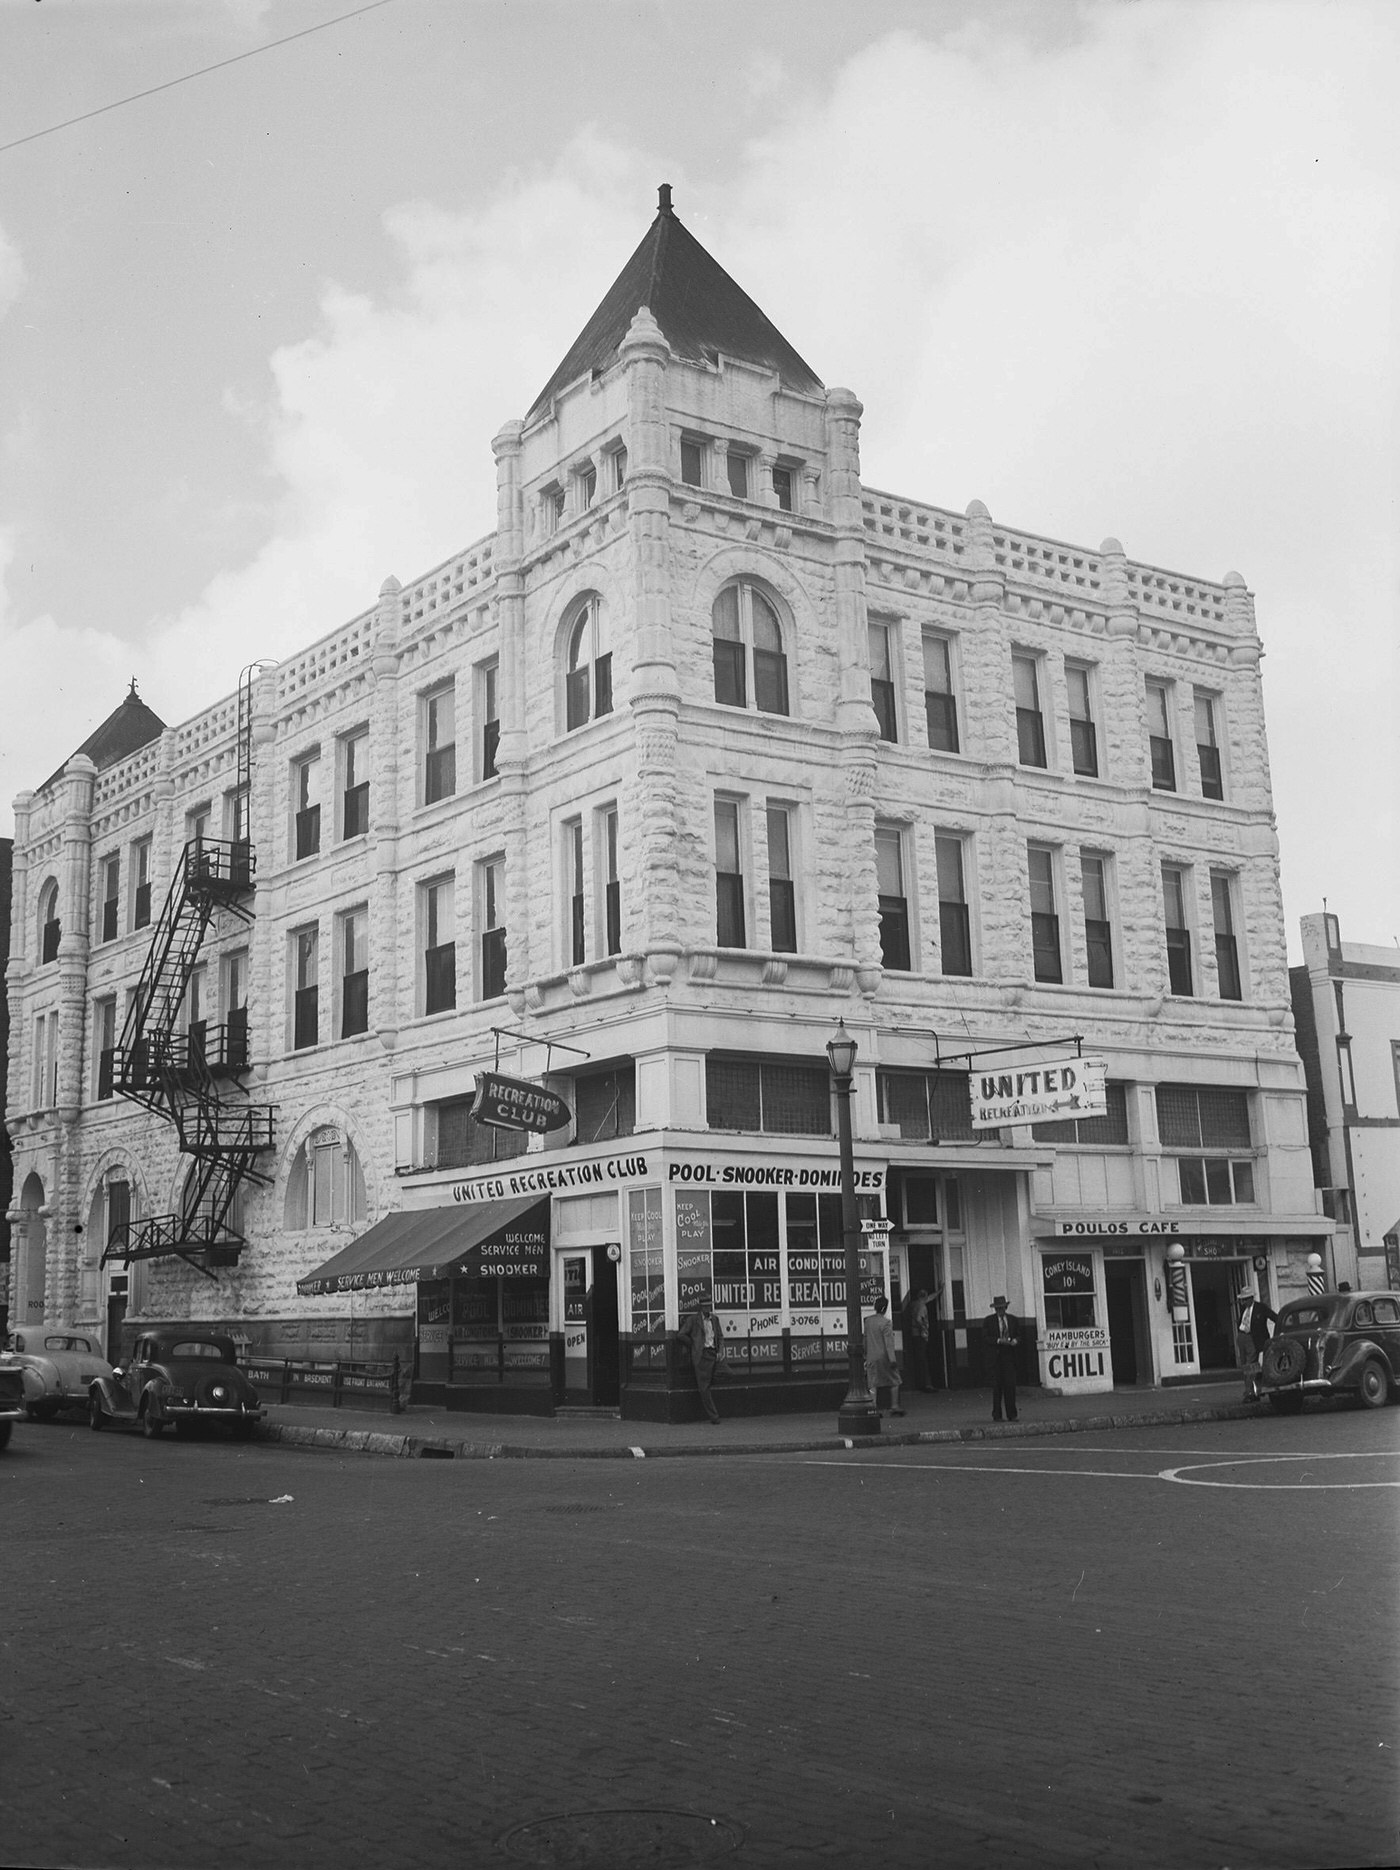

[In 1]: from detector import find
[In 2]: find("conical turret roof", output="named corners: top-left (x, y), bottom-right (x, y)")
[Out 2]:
top-left (528, 185), bottom-right (824, 418)
top-left (40, 680), bottom-right (165, 791)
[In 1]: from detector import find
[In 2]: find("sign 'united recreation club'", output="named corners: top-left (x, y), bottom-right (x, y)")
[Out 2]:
top-left (970, 1055), bottom-right (1108, 1129)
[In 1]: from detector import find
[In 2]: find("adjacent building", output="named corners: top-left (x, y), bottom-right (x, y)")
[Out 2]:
top-left (3, 188), bottom-right (1341, 1419)
top-left (1291, 912), bottom-right (1400, 1290)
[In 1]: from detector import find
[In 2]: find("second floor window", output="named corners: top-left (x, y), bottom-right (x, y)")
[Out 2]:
top-left (1212, 872), bottom-right (1243, 1001)
top-left (876, 826), bottom-right (911, 972)
top-left (424, 683), bottom-right (456, 804)
top-left (423, 879), bottom-right (456, 1016)
top-left (601, 807), bottom-right (621, 957)
top-left (1067, 664), bottom-right (1099, 777)
top-left (564, 595), bottom-right (612, 731)
top-left (712, 582), bottom-right (789, 716)
top-left (340, 907), bottom-right (369, 1038)
top-left (224, 950), bottom-right (249, 1068)
top-left (715, 799), bottom-right (746, 949)
top-left (1013, 654), bottom-right (1047, 768)
top-left (1028, 846), bottom-right (1062, 983)
top-left (923, 634), bottom-right (960, 753)
top-left (868, 621), bottom-right (898, 743)
top-left (574, 1063), bottom-right (637, 1142)
top-left (1156, 1083), bottom-right (1254, 1206)
top-left (935, 833), bottom-right (972, 977)
top-left (1163, 864), bottom-right (1194, 996)
top-left (293, 927), bottom-right (319, 1050)
top-left (479, 858), bottom-right (507, 1000)
top-left (766, 805), bottom-right (797, 954)
top-left (567, 818), bottom-right (586, 967)
top-left (294, 752), bottom-right (322, 859)
top-left (341, 729), bottom-right (369, 839)
top-left (31, 1008), bottom-right (59, 1108)
top-left (95, 996), bottom-right (116, 1101)
top-left (706, 1053), bottom-right (830, 1135)
top-left (1081, 852), bottom-right (1115, 989)
top-left (100, 854), bottom-right (120, 943)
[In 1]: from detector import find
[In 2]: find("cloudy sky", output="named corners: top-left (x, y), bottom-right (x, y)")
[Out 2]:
top-left (0, 0), bottom-right (1395, 957)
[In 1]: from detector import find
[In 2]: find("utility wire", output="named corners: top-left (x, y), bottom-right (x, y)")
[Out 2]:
top-left (0, 0), bottom-right (397, 156)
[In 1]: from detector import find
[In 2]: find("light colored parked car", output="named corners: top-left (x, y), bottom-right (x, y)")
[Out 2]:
top-left (2, 1330), bottom-right (116, 1422)
top-left (0, 1363), bottom-right (24, 1449)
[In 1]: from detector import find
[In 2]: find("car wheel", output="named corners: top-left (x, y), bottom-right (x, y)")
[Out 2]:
top-left (0, 1421), bottom-right (12, 1452)
top-left (1357, 1361), bottom-right (1390, 1409)
top-left (88, 1395), bottom-right (105, 1431)
top-left (141, 1410), bottom-right (165, 1438)
top-left (1267, 1392), bottom-right (1304, 1415)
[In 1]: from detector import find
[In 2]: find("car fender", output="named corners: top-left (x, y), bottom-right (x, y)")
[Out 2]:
top-left (90, 1374), bottom-right (136, 1419)
top-left (1330, 1338), bottom-right (1392, 1389)
top-left (140, 1381), bottom-right (172, 1424)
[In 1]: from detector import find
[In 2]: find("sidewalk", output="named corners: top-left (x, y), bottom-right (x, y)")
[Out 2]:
top-left (258, 1377), bottom-right (1264, 1461)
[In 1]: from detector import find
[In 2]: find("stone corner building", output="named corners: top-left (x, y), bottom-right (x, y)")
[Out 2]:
top-left (4, 188), bottom-right (1343, 1420)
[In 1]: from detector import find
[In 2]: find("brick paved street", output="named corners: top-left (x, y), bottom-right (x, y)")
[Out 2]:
top-left (2, 1410), bottom-right (1396, 1870)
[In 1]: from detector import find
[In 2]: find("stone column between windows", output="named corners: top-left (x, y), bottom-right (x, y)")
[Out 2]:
top-left (1095, 536), bottom-right (1162, 1004)
top-left (246, 671), bottom-right (279, 1079)
top-left (492, 418), bottom-right (531, 1002)
top-left (825, 386), bottom-right (882, 990)
top-left (56, 754), bottom-right (97, 1275)
top-left (369, 575), bottom-right (403, 1045)
top-left (9, 789), bottom-right (34, 971)
top-left (619, 308), bottom-right (683, 979)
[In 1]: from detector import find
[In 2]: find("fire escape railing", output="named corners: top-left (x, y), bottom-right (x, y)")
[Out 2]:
top-left (105, 669), bottom-right (277, 1280)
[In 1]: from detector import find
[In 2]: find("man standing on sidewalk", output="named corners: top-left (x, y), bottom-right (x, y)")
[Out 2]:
top-left (1235, 1289), bottom-right (1278, 1400)
top-left (983, 1295), bottom-right (1021, 1423)
top-left (676, 1295), bottom-right (727, 1423)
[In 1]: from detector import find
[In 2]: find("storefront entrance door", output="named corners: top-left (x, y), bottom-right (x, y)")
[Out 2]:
top-left (1189, 1261), bottom-right (1240, 1370)
top-left (1104, 1261), bottom-right (1149, 1385)
top-left (560, 1250), bottom-right (621, 1407)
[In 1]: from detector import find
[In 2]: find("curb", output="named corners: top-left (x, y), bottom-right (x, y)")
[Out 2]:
top-left (258, 1398), bottom-right (1262, 1463)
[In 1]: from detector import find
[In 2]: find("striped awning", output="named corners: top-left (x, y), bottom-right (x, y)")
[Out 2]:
top-left (296, 1196), bottom-right (549, 1296)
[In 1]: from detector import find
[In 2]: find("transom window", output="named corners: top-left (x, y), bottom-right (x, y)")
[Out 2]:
top-left (712, 582), bottom-right (789, 715)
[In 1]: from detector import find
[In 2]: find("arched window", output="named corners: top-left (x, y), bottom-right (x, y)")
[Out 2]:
top-left (284, 1126), bottom-right (367, 1231)
top-left (38, 879), bottom-right (61, 964)
top-left (563, 595), bottom-right (612, 731)
top-left (712, 582), bottom-right (789, 715)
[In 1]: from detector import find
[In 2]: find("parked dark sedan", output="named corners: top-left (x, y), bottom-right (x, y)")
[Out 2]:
top-left (88, 1332), bottom-right (264, 1439)
top-left (1258, 1290), bottom-right (1400, 1413)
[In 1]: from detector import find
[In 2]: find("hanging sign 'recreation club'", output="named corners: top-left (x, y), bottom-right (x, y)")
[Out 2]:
top-left (471, 1072), bottom-right (573, 1134)
top-left (970, 1056), bottom-right (1108, 1129)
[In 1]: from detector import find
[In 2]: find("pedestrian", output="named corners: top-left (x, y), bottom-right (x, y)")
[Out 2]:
top-left (902, 1287), bottom-right (932, 1392)
top-left (863, 1294), bottom-right (903, 1415)
top-left (1235, 1289), bottom-right (1278, 1400)
top-left (983, 1295), bottom-right (1021, 1422)
top-left (676, 1294), bottom-right (727, 1423)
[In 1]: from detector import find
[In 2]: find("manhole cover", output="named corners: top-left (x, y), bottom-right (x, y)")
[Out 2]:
top-left (502, 1808), bottom-right (742, 1867)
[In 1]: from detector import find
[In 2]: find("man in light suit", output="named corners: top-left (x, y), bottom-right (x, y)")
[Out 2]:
top-left (676, 1295), bottom-right (727, 1423)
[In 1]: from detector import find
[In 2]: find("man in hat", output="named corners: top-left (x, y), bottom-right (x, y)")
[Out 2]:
top-left (982, 1295), bottom-right (1021, 1422)
top-left (676, 1294), bottom-right (728, 1423)
top-left (1235, 1289), bottom-right (1278, 1400)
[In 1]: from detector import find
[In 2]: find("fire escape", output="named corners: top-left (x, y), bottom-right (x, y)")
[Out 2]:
top-left (104, 669), bottom-right (277, 1281)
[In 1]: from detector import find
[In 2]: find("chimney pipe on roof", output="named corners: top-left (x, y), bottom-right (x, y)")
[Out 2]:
top-left (658, 183), bottom-right (673, 215)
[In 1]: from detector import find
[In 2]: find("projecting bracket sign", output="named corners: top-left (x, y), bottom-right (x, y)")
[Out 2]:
top-left (471, 1072), bottom-right (573, 1135)
top-left (971, 1055), bottom-right (1108, 1129)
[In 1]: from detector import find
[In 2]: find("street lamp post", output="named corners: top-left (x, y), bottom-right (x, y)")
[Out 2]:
top-left (828, 1022), bottom-right (882, 1438)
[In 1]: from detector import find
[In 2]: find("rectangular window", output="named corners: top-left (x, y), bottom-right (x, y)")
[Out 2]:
top-left (875, 826), bottom-right (911, 972)
top-left (1013, 653), bottom-right (1047, 767)
top-left (293, 751), bottom-right (322, 860)
top-left (574, 1063), bottom-right (637, 1142)
top-left (478, 659), bottom-right (499, 782)
top-left (1195, 691), bottom-right (1224, 799)
top-left (223, 949), bottom-right (249, 1069)
top-left (131, 836), bottom-right (152, 930)
top-left (224, 787), bottom-right (251, 883)
top-left (1177, 1156), bottom-right (1256, 1204)
top-left (1081, 852), bottom-right (1115, 989)
top-left (1067, 663), bottom-right (1099, 778)
top-left (935, 833), bottom-right (972, 977)
top-left (424, 683), bottom-right (456, 805)
top-left (1028, 845), bottom-right (1062, 983)
top-left (766, 805), bottom-right (797, 954)
top-left (435, 1098), bottom-right (529, 1169)
top-left (566, 818), bottom-right (586, 967)
top-left (32, 1010), bottom-right (58, 1108)
top-left (726, 450), bottom-right (749, 499)
top-left (184, 962), bottom-right (208, 1071)
top-left (771, 464), bottom-right (794, 512)
top-left (923, 633), bottom-right (960, 753)
top-left (876, 1069), bottom-right (978, 1143)
top-left (680, 436), bottom-right (705, 487)
top-left (1211, 872), bottom-right (1243, 1001)
top-left (1156, 1083), bottom-right (1252, 1150)
top-left (1163, 864), bottom-right (1194, 996)
top-left (100, 854), bottom-right (120, 943)
top-left (479, 857), bottom-right (507, 1000)
top-left (422, 878), bottom-right (456, 1015)
top-left (341, 728), bottom-right (369, 839)
top-left (715, 799), bottom-right (747, 949)
top-left (706, 1054), bottom-right (831, 1135)
top-left (1147, 680), bottom-right (1177, 790)
top-left (868, 621), bottom-right (898, 743)
top-left (339, 907), bottom-right (369, 1038)
top-left (601, 806), bottom-right (621, 957)
top-left (577, 462), bottom-right (597, 510)
top-left (1032, 1081), bottom-right (1130, 1145)
top-left (610, 444), bottom-right (628, 492)
top-left (186, 803), bottom-right (211, 851)
top-left (95, 996), bottom-right (116, 1101)
top-left (293, 926), bottom-right (319, 1050)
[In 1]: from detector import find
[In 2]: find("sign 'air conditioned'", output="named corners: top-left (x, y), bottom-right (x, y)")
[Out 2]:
top-left (471, 1072), bottom-right (573, 1135)
top-left (971, 1056), bottom-right (1107, 1129)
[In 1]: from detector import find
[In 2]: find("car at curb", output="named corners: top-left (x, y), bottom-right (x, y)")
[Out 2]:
top-left (1258, 1291), bottom-right (1400, 1414)
top-left (0, 1363), bottom-right (24, 1450)
top-left (88, 1332), bottom-right (265, 1439)
top-left (2, 1330), bottom-right (116, 1421)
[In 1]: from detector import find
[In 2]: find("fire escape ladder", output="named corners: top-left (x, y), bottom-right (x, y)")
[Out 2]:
top-left (108, 696), bottom-right (277, 1277)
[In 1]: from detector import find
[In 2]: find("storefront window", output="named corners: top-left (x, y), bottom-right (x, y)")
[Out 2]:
top-left (449, 1276), bottom-right (550, 1383)
top-left (628, 1187), bottom-right (665, 1368)
top-left (1042, 1253), bottom-right (1097, 1329)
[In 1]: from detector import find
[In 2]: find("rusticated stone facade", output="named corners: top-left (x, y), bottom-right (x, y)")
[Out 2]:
top-left (4, 192), bottom-right (1340, 1411)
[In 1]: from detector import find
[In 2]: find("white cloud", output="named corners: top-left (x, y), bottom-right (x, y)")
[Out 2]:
top-left (0, 222), bottom-right (25, 317)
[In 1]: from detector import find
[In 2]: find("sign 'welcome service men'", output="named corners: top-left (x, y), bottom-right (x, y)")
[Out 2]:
top-left (970, 1055), bottom-right (1108, 1129)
